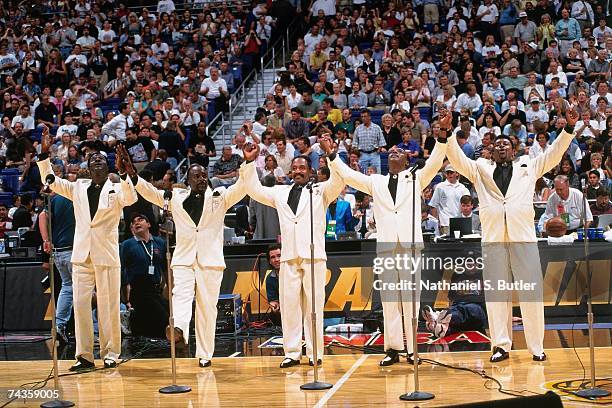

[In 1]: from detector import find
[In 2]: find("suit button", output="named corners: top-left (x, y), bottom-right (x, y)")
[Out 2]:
top-left (294, 222), bottom-right (298, 224)
top-left (394, 211), bottom-right (398, 214)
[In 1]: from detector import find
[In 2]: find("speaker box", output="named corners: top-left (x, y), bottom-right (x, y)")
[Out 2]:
top-left (445, 391), bottom-right (563, 408)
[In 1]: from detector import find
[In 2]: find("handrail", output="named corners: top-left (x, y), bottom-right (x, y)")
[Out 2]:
top-left (174, 156), bottom-right (190, 183)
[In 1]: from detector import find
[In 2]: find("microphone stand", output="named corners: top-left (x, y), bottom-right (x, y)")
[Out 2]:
top-left (40, 181), bottom-right (75, 408)
top-left (574, 191), bottom-right (609, 399)
top-left (400, 166), bottom-right (434, 402)
top-left (159, 202), bottom-right (191, 394)
top-left (301, 179), bottom-right (332, 391)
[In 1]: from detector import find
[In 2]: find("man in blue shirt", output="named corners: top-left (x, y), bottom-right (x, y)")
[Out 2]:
top-left (120, 213), bottom-right (168, 338)
top-left (40, 193), bottom-right (76, 345)
top-left (265, 244), bottom-right (281, 325)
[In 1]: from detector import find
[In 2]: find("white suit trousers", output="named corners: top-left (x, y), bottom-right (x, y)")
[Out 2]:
top-left (381, 253), bottom-right (419, 355)
top-left (72, 259), bottom-right (121, 363)
top-left (172, 262), bottom-right (224, 360)
top-left (483, 243), bottom-right (544, 356)
top-left (279, 258), bottom-right (326, 361)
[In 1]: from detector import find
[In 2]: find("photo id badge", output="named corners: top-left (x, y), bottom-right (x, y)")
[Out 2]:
top-left (148, 265), bottom-right (155, 275)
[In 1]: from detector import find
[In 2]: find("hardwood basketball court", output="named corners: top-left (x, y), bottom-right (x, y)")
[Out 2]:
top-left (1, 347), bottom-right (610, 407)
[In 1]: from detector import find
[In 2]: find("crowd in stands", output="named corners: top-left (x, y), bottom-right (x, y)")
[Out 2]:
top-left (1, 0), bottom-right (611, 243)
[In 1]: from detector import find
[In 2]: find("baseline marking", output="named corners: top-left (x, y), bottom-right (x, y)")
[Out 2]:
top-left (314, 354), bottom-right (369, 408)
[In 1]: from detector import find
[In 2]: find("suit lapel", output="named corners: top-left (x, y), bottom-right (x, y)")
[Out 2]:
top-left (91, 179), bottom-right (112, 224)
top-left (79, 179), bottom-right (92, 222)
top-left (280, 184), bottom-right (298, 218)
top-left (378, 174), bottom-right (394, 208)
top-left (175, 188), bottom-right (196, 228)
top-left (197, 188), bottom-right (214, 227)
top-left (482, 160), bottom-right (505, 200)
top-left (505, 159), bottom-right (526, 198)
top-left (393, 170), bottom-right (412, 209)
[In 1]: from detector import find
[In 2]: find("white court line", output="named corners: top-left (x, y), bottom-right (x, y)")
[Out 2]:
top-left (228, 352), bottom-right (241, 357)
top-left (313, 354), bottom-right (369, 408)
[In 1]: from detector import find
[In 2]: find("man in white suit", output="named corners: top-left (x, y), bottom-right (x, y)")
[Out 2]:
top-left (37, 127), bottom-right (137, 371)
top-left (241, 139), bottom-right (344, 368)
top-left (442, 109), bottom-right (579, 362)
top-left (117, 144), bottom-right (257, 368)
top-left (326, 136), bottom-right (448, 366)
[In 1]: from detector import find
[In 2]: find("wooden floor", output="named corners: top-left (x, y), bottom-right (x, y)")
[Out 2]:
top-left (0, 348), bottom-right (610, 407)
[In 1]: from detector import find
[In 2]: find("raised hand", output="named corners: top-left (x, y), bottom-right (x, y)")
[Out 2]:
top-left (565, 108), bottom-right (579, 127)
top-left (40, 125), bottom-right (51, 154)
top-left (243, 142), bottom-right (260, 162)
top-left (115, 144), bottom-right (134, 176)
top-left (319, 133), bottom-right (334, 154)
top-left (438, 109), bottom-right (453, 131)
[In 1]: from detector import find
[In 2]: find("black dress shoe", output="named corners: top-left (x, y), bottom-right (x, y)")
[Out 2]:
top-left (490, 347), bottom-right (509, 363)
top-left (533, 353), bottom-right (547, 361)
top-left (407, 353), bottom-right (422, 365)
top-left (199, 359), bottom-right (211, 367)
top-left (279, 358), bottom-right (300, 368)
top-left (379, 349), bottom-right (400, 366)
top-left (103, 359), bottom-right (117, 369)
top-left (69, 357), bottom-right (95, 372)
top-left (308, 359), bottom-right (322, 366)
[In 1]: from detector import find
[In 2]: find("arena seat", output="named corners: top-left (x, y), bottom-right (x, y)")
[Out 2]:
top-left (380, 152), bottom-right (389, 175)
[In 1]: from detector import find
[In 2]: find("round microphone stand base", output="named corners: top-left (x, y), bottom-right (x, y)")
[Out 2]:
top-left (159, 385), bottom-right (192, 394)
top-left (40, 400), bottom-right (75, 408)
top-left (300, 381), bottom-right (333, 391)
top-left (575, 387), bottom-right (610, 399)
top-left (399, 391), bottom-right (435, 401)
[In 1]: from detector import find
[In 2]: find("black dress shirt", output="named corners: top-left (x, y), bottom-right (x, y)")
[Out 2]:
top-left (87, 183), bottom-right (103, 220)
top-left (287, 184), bottom-right (304, 214)
top-left (183, 191), bottom-right (205, 225)
top-left (388, 173), bottom-right (399, 204)
top-left (493, 162), bottom-right (513, 196)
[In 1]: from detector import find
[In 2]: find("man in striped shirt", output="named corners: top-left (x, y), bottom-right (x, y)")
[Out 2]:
top-left (353, 109), bottom-right (386, 173)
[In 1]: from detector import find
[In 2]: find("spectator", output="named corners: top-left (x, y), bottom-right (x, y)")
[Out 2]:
top-left (353, 109), bottom-right (386, 174)
top-left (585, 170), bottom-right (605, 199)
top-left (459, 195), bottom-right (481, 233)
top-left (590, 189), bottom-right (611, 216)
top-left (293, 136), bottom-right (320, 171)
top-left (541, 175), bottom-right (593, 232)
top-left (430, 165), bottom-right (470, 235)
top-left (120, 214), bottom-right (168, 338)
top-left (11, 194), bottom-right (33, 230)
top-left (211, 146), bottom-right (243, 188)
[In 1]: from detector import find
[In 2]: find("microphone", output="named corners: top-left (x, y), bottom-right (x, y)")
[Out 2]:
top-left (407, 159), bottom-right (425, 176)
top-left (305, 175), bottom-right (318, 190)
top-left (41, 174), bottom-right (55, 194)
top-left (163, 190), bottom-right (172, 214)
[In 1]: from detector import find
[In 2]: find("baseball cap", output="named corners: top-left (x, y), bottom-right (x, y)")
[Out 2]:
top-left (519, 11), bottom-right (527, 17)
top-left (445, 164), bottom-right (456, 173)
top-left (130, 213), bottom-right (150, 223)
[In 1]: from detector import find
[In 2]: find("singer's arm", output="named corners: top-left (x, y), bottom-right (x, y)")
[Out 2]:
top-left (417, 140), bottom-right (447, 189)
top-left (36, 156), bottom-right (75, 201)
top-left (133, 176), bottom-right (166, 209)
top-left (533, 128), bottom-right (575, 178)
top-left (222, 162), bottom-right (249, 211)
top-left (327, 154), bottom-right (373, 196)
top-left (240, 161), bottom-right (276, 208)
top-left (322, 155), bottom-right (346, 207)
top-left (117, 176), bottom-right (138, 207)
top-left (446, 135), bottom-right (478, 183)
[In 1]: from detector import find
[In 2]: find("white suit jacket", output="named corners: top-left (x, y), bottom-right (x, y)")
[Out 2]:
top-left (241, 158), bottom-right (344, 262)
top-left (329, 142), bottom-right (447, 245)
top-left (446, 129), bottom-right (575, 242)
top-left (37, 158), bottom-right (137, 266)
top-left (134, 173), bottom-right (247, 268)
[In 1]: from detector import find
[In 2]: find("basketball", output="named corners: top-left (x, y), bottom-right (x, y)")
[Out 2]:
top-left (546, 217), bottom-right (568, 238)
